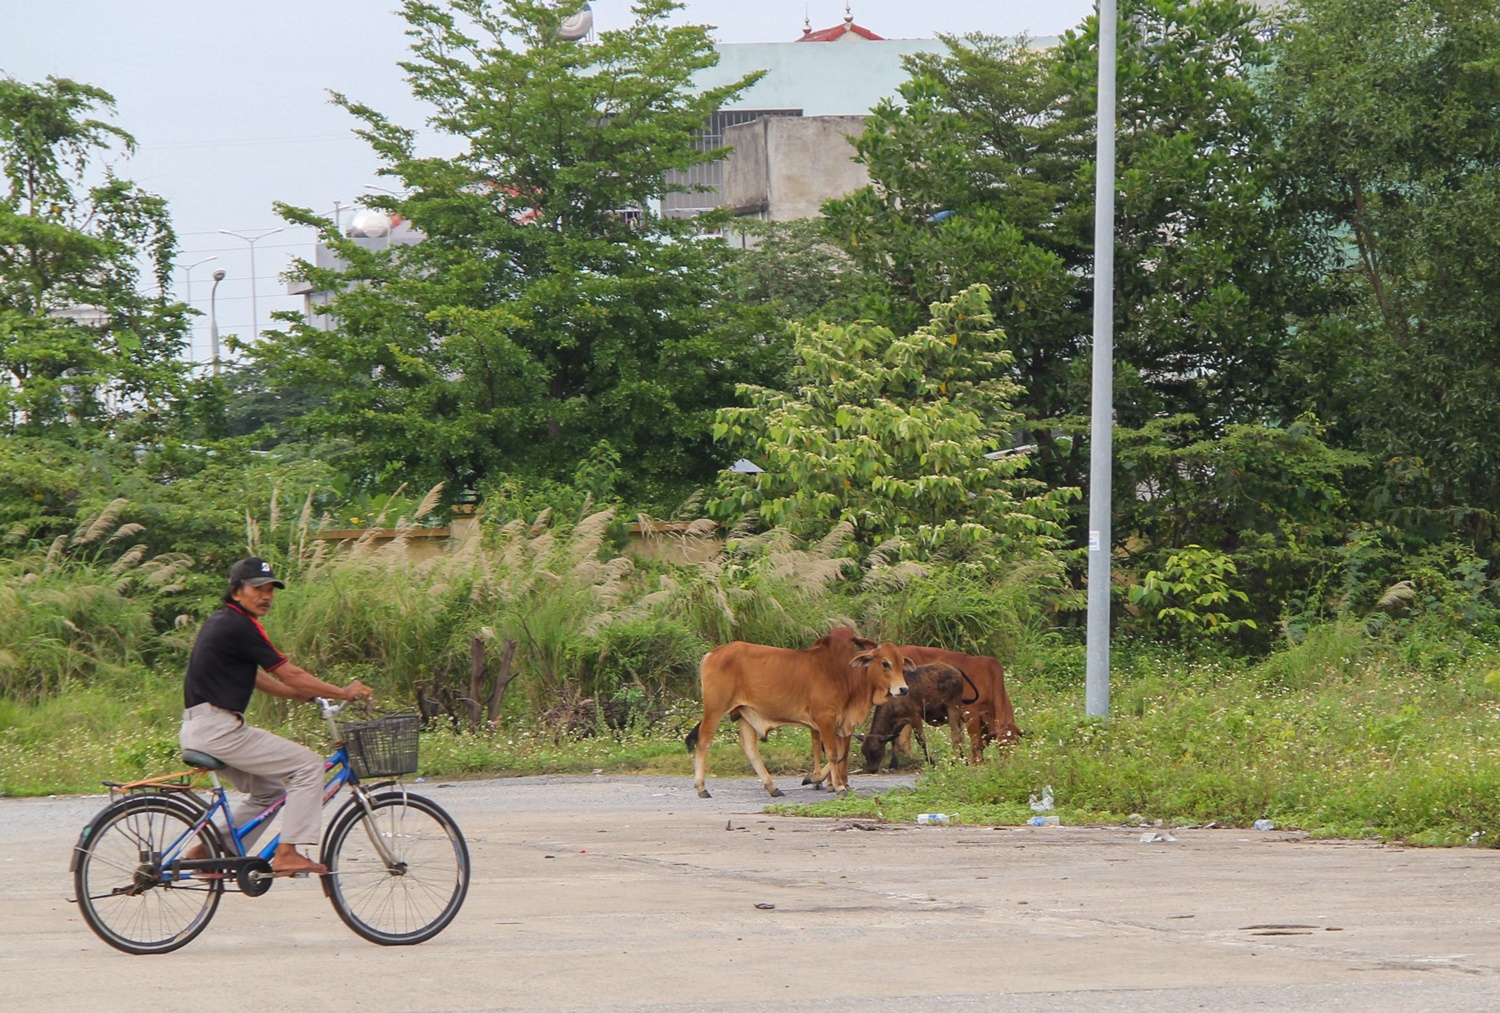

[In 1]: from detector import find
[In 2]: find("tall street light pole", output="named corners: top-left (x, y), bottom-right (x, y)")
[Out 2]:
top-left (1086, 0), bottom-right (1119, 718)
top-left (181, 255), bottom-right (217, 362)
top-left (209, 269), bottom-right (226, 377)
top-left (218, 227), bottom-right (284, 340)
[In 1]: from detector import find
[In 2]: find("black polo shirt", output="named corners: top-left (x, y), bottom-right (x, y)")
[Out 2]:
top-left (184, 602), bottom-right (288, 713)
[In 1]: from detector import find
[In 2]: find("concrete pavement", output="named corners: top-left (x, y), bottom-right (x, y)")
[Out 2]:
top-left (4, 774), bottom-right (1497, 1011)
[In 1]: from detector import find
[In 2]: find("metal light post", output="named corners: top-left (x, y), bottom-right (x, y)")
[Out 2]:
top-left (1086, 0), bottom-right (1119, 718)
top-left (181, 255), bottom-right (217, 362)
top-left (209, 269), bottom-right (226, 377)
top-left (217, 227), bottom-right (284, 339)
top-left (182, 255), bottom-right (218, 308)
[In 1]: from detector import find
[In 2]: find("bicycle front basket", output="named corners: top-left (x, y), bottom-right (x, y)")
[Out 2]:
top-left (341, 713), bottom-right (420, 778)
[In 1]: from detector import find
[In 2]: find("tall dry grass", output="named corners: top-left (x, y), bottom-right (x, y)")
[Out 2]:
top-left (0, 499), bottom-right (193, 700)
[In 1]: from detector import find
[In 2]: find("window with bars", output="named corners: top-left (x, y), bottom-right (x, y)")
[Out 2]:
top-left (661, 109), bottom-right (802, 218)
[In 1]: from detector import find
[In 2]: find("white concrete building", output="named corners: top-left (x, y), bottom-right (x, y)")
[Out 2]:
top-left (663, 12), bottom-right (950, 219)
top-left (673, 13), bottom-right (1057, 224)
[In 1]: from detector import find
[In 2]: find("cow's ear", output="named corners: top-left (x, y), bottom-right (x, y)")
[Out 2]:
top-left (853, 733), bottom-right (864, 743)
top-left (849, 651), bottom-right (874, 668)
top-left (852, 636), bottom-right (877, 650)
top-left (902, 656), bottom-right (916, 672)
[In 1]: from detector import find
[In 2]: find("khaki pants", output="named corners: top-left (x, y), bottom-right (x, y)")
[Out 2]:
top-left (180, 702), bottom-right (324, 847)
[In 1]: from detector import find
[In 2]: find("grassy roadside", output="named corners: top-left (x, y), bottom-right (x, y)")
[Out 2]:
top-left (790, 629), bottom-right (1500, 846)
top-left (4, 628), bottom-right (1499, 847)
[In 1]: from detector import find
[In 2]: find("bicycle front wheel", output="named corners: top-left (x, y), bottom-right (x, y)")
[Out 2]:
top-left (73, 795), bottom-right (225, 954)
top-left (322, 791), bottom-right (469, 945)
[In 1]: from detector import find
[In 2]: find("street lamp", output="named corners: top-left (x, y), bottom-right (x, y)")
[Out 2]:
top-left (181, 255), bottom-right (217, 361)
top-left (209, 269), bottom-right (226, 377)
top-left (1085, 0), bottom-right (1119, 718)
top-left (182, 255), bottom-right (218, 307)
top-left (217, 227), bottom-right (284, 340)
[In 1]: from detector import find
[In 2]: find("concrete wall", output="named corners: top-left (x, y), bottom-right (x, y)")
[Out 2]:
top-left (702, 41), bottom-right (945, 117)
top-left (722, 116), bottom-right (869, 221)
top-left (698, 38), bottom-right (1060, 118)
top-left (311, 516), bottom-right (720, 566)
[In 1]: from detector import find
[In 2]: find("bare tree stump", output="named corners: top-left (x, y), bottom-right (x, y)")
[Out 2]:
top-left (466, 636), bottom-right (486, 728)
top-left (487, 638), bottom-right (519, 727)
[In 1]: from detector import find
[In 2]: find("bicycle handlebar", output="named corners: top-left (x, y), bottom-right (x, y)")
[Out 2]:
top-left (313, 696), bottom-right (349, 720)
top-left (313, 696), bottom-right (356, 742)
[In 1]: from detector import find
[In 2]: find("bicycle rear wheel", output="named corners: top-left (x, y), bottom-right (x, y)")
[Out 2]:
top-left (73, 795), bottom-right (225, 954)
top-left (322, 790), bottom-right (469, 945)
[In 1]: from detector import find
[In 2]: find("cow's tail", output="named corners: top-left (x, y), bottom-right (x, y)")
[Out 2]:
top-left (959, 668), bottom-right (980, 706)
top-left (685, 722), bottom-right (701, 753)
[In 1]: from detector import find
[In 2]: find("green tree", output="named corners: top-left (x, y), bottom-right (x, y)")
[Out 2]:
top-left (725, 218), bottom-right (851, 324)
top-left (1127, 544), bottom-right (1258, 650)
top-left (0, 76), bottom-right (187, 435)
top-left (823, 1), bottom-right (1302, 522)
top-left (255, 0), bottom-right (786, 506)
top-left (1265, 0), bottom-right (1500, 552)
top-left (710, 285), bottom-right (1075, 562)
top-left (1116, 412), bottom-right (1366, 640)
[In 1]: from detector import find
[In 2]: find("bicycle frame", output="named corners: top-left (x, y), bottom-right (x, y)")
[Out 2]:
top-left (112, 698), bottom-right (400, 881)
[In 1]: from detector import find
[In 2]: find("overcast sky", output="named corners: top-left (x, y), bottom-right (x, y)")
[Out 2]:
top-left (1, 1), bottom-right (1097, 359)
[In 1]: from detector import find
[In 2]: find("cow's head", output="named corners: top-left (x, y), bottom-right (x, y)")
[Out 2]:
top-left (849, 642), bottom-right (912, 704)
top-left (992, 721), bottom-right (1024, 743)
top-left (858, 730), bottom-right (895, 771)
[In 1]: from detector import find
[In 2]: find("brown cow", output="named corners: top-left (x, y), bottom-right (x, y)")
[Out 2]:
top-left (859, 662), bottom-right (976, 772)
top-left (686, 632), bottom-right (913, 798)
top-left (807, 629), bottom-right (1020, 772)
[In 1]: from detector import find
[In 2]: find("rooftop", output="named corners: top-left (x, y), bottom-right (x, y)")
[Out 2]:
top-left (798, 11), bottom-right (884, 43)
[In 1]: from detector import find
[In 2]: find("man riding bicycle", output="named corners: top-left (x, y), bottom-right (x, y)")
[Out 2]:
top-left (180, 557), bottom-right (373, 876)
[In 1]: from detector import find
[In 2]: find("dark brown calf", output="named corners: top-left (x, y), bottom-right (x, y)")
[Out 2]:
top-left (899, 645), bottom-right (1021, 757)
top-left (860, 663), bottom-right (975, 772)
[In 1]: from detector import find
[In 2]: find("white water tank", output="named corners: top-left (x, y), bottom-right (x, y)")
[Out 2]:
top-left (558, 3), bottom-right (593, 40)
top-left (347, 208), bottom-right (392, 238)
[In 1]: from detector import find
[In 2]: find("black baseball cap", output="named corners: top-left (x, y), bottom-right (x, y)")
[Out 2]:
top-left (228, 557), bottom-right (286, 589)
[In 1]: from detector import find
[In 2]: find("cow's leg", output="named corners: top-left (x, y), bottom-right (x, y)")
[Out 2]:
top-left (691, 707), bottom-right (725, 798)
top-left (966, 712), bottom-right (986, 765)
top-left (948, 710), bottom-right (967, 764)
top-left (803, 731), bottom-right (832, 788)
top-left (835, 732), bottom-right (858, 794)
top-left (819, 721), bottom-right (851, 795)
top-left (913, 721), bottom-right (932, 766)
top-left (802, 733), bottom-right (820, 786)
top-left (736, 718), bottom-right (783, 797)
top-left (892, 724), bottom-right (914, 770)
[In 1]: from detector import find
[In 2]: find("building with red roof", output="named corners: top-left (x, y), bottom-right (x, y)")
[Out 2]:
top-left (797, 10), bottom-right (885, 43)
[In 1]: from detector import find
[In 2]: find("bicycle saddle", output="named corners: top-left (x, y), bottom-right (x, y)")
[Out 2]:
top-left (181, 749), bottom-right (228, 770)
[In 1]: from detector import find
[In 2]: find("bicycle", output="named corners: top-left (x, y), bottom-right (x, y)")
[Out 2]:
top-left (70, 698), bottom-right (470, 954)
